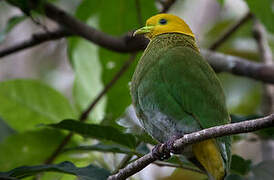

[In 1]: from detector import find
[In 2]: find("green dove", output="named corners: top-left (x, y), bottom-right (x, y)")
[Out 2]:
top-left (130, 13), bottom-right (231, 180)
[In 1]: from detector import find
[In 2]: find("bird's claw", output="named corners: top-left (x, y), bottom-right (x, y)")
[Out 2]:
top-left (166, 134), bottom-right (184, 154)
top-left (152, 134), bottom-right (184, 160)
top-left (152, 144), bottom-right (171, 160)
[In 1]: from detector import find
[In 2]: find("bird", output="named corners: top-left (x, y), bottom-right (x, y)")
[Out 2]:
top-left (130, 14), bottom-right (231, 180)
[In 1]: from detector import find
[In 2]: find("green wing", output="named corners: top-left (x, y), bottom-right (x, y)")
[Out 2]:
top-left (158, 46), bottom-right (231, 168)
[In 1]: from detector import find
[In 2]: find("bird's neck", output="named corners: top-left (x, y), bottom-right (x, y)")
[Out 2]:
top-left (147, 33), bottom-right (199, 53)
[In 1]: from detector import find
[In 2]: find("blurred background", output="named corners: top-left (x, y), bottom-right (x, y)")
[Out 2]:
top-left (0, 0), bottom-right (274, 179)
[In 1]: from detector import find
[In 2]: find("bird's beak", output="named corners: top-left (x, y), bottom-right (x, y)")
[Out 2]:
top-left (133, 25), bottom-right (154, 36)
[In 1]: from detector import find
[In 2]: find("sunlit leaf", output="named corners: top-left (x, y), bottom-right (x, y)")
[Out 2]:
top-left (68, 9), bottom-right (105, 123)
top-left (0, 80), bottom-right (77, 132)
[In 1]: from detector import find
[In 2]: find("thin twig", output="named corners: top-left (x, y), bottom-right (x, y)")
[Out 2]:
top-left (153, 161), bottom-right (205, 174)
top-left (209, 12), bottom-right (253, 51)
top-left (108, 114), bottom-right (274, 180)
top-left (44, 53), bottom-right (137, 164)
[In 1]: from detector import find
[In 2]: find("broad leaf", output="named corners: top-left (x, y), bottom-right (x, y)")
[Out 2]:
top-left (0, 79), bottom-right (76, 132)
top-left (68, 7), bottom-right (106, 123)
top-left (0, 161), bottom-right (110, 180)
top-left (230, 155), bottom-right (251, 175)
top-left (64, 143), bottom-right (137, 155)
top-left (69, 35), bottom-right (106, 123)
top-left (0, 129), bottom-right (69, 171)
top-left (48, 119), bottom-right (137, 148)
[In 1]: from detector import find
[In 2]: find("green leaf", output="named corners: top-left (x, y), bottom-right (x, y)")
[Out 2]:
top-left (68, 11), bottom-right (106, 123)
top-left (230, 155), bottom-right (251, 175)
top-left (69, 36), bottom-right (106, 123)
top-left (0, 15), bottom-right (26, 43)
top-left (0, 161), bottom-right (110, 180)
top-left (48, 119), bottom-right (137, 148)
top-left (0, 79), bottom-right (77, 132)
top-left (0, 129), bottom-right (69, 171)
top-left (245, 0), bottom-right (274, 33)
top-left (64, 143), bottom-right (138, 155)
top-left (250, 160), bottom-right (274, 180)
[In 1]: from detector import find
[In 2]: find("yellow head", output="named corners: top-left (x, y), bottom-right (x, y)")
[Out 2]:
top-left (134, 14), bottom-right (194, 39)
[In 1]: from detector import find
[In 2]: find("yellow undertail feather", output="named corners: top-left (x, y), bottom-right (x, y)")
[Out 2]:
top-left (192, 139), bottom-right (225, 180)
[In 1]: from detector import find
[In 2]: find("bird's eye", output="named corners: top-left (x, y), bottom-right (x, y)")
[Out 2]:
top-left (159, 18), bottom-right (167, 25)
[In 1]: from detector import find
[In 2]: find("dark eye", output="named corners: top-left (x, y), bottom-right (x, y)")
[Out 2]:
top-left (159, 18), bottom-right (167, 25)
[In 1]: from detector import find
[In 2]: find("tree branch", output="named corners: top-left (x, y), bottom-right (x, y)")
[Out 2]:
top-left (202, 49), bottom-right (274, 84)
top-left (1, 3), bottom-right (273, 84)
top-left (108, 114), bottom-right (274, 180)
top-left (43, 3), bottom-right (148, 53)
top-left (253, 19), bottom-right (274, 113)
top-left (0, 28), bottom-right (71, 58)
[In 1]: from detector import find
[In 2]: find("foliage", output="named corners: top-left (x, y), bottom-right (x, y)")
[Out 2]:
top-left (0, 161), bottom-right (110, 180)
top-left (0, 0), bottom-right (274, 179)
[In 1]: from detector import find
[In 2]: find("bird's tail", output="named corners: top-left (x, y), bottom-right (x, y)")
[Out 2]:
top-left (192, 139), bottom-right (225, 180)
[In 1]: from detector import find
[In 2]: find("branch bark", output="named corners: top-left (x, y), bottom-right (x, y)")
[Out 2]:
top-left (202, 49), bottom-right (274, 84)
top-left (0, 28), bottom-right (71, 58)
top-left (108, 114), bottom-right (274, 180)
top-left (253, 19), bottom-right (274, 113)
top-left (253, 18), bottom-right (274, 160)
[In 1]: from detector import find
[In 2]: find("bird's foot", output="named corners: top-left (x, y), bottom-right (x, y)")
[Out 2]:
top-left (166, 134), bottom-right (184, 154)
top-left (152, 134), bottom-right (183, 160)
top-left (152, 144), bottom-right (171, 160)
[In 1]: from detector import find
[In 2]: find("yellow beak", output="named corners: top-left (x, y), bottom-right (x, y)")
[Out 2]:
top-left (133, 25), bottom-right (154, 36)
